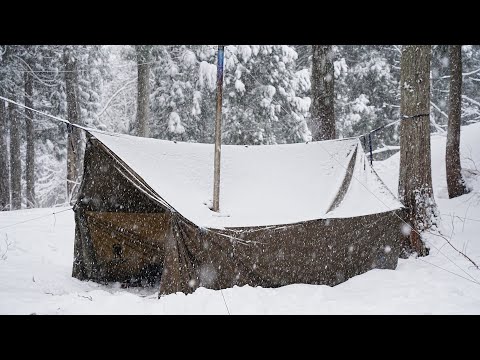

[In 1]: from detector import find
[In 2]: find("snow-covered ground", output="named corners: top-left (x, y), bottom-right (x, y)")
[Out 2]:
top-left (1, 124), bottom-right (480, 314)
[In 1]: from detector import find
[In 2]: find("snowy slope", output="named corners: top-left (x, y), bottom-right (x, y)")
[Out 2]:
top-left (1, 124), bottom-right (480, 314)
top-left (91, 131), bottom-right (401, 228)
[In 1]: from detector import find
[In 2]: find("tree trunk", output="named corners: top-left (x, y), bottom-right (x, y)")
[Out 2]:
top-left (446, 45), bottom-right (468, 199)
top-left (135, 45), bottom-right (150, 137)
top-left (311, 45), bottom-right (335, 140)
top-left (0, 95), bottom-right (10, 211)
top-left (398, 45), bottom-right (436, 256)
top-left (64, 49), bottom-right (82, 203)
top-left (25, 70), bottom-right (35, 208)
top-left (9, 99), bottom-right (21, 210)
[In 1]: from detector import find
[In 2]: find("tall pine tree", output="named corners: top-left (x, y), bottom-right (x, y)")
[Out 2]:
top-left (399, 45), bottom-right (437, 256)
top-left (446, 45), bottom-right (468, 198)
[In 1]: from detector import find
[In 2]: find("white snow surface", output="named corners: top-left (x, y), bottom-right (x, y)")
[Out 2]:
top-left (1, 123), bottom-right (480, 314)
top-left (90, 132), bottom-right (402, 228)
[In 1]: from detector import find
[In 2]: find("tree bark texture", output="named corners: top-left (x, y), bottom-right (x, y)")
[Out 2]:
top-left (9, 99), bottom-right (21, 210)
top-left (0, 95), bottom-right (10, 210)
top-left (135, 45), bottom-right (151, 137)
top-left (398, 45), bottom-right (436, 256)
top-left (446, 45), bottom-right (468, 199)
top-left (25, 70), bottom-right (35, 208)
top-left (311, 45), bottom-right (335, 141)
top-left (64, 49), bottom-right (83, 202)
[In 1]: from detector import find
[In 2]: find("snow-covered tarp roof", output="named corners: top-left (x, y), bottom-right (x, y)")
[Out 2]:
top-left (91, 132), bottom-right (403, 229)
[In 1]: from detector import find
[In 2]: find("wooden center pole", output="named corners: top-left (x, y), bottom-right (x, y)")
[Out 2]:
top-left (212, 45), bottom-right (225, 212)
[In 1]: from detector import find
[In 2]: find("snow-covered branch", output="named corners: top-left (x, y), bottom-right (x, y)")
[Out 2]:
top-left (96, 78), bottom-right (136, 119)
